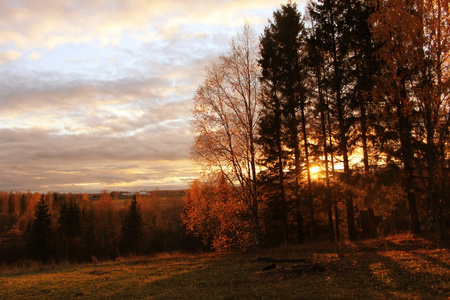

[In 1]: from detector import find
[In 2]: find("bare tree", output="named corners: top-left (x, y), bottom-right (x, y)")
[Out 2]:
top-left (191, 25), bottom-right (262, 246)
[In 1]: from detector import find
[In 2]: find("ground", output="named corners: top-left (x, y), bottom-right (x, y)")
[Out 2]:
top-left (0, 234), bottom-right (448, 299)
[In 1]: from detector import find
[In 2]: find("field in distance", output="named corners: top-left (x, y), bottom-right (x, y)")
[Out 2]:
top-left (1, 234), bottom-right (449, 299)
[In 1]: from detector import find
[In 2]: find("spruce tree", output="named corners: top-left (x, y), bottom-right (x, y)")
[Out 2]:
top-left (258, 2), bottom-right (309, 244)
top-left (28, 195), bottom-right (53, 262)
top-left (58, 199), bottom-right (82, 261)
top-left (307, 0), bottom-right (359, 240)
top-left (258, 28), bottom-right (290, 245)
top-left (121, 194), bottom-right (143, 254)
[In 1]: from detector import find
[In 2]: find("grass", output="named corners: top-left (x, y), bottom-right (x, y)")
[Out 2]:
top-left (0, 234), bottom-right (448, 299)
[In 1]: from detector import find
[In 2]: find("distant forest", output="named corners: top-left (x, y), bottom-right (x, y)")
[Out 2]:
top-left (0, 0), bottom-right (449, 264)
top-left (0, 190), bottom-right (203, 264)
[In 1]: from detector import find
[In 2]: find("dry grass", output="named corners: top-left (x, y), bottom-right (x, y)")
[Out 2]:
top-left (0, 234), bottom-right (448, 299)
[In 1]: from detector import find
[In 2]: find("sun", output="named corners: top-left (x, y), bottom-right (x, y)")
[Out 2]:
top-left (309, 166), bottom-right (320, 174)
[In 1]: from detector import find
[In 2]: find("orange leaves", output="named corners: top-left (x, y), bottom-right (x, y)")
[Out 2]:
top-left (182, 174), bottom-right (254, 251)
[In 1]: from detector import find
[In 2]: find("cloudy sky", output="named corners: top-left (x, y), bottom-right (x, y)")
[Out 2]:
top-left (0, 0), bottom-right (306, 193)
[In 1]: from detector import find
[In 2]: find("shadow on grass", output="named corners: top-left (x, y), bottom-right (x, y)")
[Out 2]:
top-left (3, 237), bottom-right (448, 299)
top-left (117, 241), bottom-right (449, 299)
top-left (143, 238), bottom-right (449, 299)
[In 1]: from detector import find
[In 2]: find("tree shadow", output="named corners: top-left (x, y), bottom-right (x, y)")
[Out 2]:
top-left (98, 241), bottom-right (449, 299)
top-left (348, 241), bottom-right (450, 298)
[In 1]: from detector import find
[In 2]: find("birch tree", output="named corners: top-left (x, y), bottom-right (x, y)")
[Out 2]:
top-left (191, 25), bottom-right (262, 246)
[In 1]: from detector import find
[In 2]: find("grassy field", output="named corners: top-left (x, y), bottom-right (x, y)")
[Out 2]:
top-left (0, 234), bottom-right (448, 299)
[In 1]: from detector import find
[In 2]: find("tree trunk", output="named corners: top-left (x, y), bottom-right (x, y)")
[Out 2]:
top-left (276, 103), bottom-right (289, 245)
top-left (319, 77), bottom-right (334, 242)
top-left (290, 104), bottom-right (304, 245)
top-left (326, 94), bottom-right (340, 241)
top-left (398, 104), bottom-right (421, 234)
top-left (300, 98), bottom-right (314, 241)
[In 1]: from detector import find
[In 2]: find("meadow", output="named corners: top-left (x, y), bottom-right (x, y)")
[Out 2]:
top-left (0, 234), bottom-right (448, 299)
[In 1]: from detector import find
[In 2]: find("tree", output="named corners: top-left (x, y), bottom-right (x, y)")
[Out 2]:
top-left (8, 192), bottom-right (16, 215)
top-left (259, 2), bottom-right (310, 244)
top-left (182, 173), bottom-right (253, 251)
top-left (370, 0), bottom-right (449, 237)
top-left (94, 190), bottom-right (117, 259)
top-left (411, 0), bottom-right (449, 238)
top-left (28, 195), bottom-right (53, 262)
top-left (58, 198), bottom-right (82, 261)
top-left (191, 25), bottom-right (262, 246)
top-left (307, 18), bottom-right (335, 241)
top-left (121, 194), bottom-right (144, 254)
top-left (307, 0), bottom-right (362, 240)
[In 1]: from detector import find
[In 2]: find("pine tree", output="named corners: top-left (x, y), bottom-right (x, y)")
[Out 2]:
top-left (28, 195), bottom-right (53, 262)
top-left (258, 2), bottom-right (309, 244)
top-left (307, 0), bottom-right (361, 240)
top-left (58, 198), bottom-right (82, 261)
top-left (121, 194), bottom-right (144, 254)
top-left (258, 34), bottom-right (290, 245)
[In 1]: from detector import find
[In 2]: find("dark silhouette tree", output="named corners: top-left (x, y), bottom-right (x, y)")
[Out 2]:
top-left (58, 198), bottom-right (82, 261)
top-left (8, 192), bottom-right (16, 215)
top-left (20, 193), bottom-right (27, 215)
top-left (307, 0), bottom-right (362, 240)
top-left (307, 19), bottom-right (335, 241)
top-left (28, 195), bottom-right (53, 262)
top-left (259, 2), bottom-right (311, 244)
top-left (370, 0), bottom-right (422, 234)
top-left (258, 30), bottom-right (290, 245)
top-left (121, 194), bottom-right (144, 254)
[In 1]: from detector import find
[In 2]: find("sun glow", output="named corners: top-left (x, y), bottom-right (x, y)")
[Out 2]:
top-left (309, 166), bottom-right (320, 174)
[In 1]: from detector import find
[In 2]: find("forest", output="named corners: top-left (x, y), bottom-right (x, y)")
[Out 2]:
top-left (186, 0), bottom-right (449, 250)
top-left (0, 0), bottom-right (448, 265)
top-left (0, 190), bottom-right (203, 264)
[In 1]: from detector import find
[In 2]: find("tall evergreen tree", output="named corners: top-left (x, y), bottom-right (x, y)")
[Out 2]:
top-left (58, 198), bottom-right (82, 261)
top-left (348, 0), bottom-right (380, 238)
top-left (20, 193), bottom-right (27, 215)
top-left (307, 18), bottom-right (335, 241)
top-left (28, 195), bottom-right (53, 262)
top-left (8, 192), bottom-right (15, 215)
top-left (121, 194), bottom-right (144, 254)
top-left (258, 2), bottom-right (310, 244)
top-left (307, 0), bottom-right (361, 240)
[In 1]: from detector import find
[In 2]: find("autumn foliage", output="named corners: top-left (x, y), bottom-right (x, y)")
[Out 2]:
top-left (182, 174), bottom-right (254, 251)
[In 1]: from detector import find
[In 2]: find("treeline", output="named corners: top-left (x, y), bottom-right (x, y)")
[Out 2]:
top-left (186, 0), bottom-right (449, 250)
top-left (0, 190), bottom-right (203, 264)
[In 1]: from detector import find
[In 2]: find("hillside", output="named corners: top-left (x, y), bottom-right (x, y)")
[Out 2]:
top-left (1, 234), bottom-right (448, 299)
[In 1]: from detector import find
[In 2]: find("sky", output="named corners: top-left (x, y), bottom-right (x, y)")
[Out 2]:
top-left (0, 0), bottom-right (306, 193)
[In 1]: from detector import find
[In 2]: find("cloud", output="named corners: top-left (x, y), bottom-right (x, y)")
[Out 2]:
top-left (0, 0), bottom-right (286, 49)
top-left (29, 52), bottom-right (42, 60)
top-left (0, 126), bottom-right (195, 192)
top-left (0, 0), bottom-right (309, 192)
top-left (0, 51), bottom-right (22, 63)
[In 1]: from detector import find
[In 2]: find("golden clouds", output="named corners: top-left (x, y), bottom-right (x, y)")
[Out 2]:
top-left (0, 0), bottom-right (290, 49)
top-left (0, 51), bottom-right (22, 63)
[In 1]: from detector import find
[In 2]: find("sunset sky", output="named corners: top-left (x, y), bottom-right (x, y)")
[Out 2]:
top-left (0, 0), bottom-right (306, 193)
